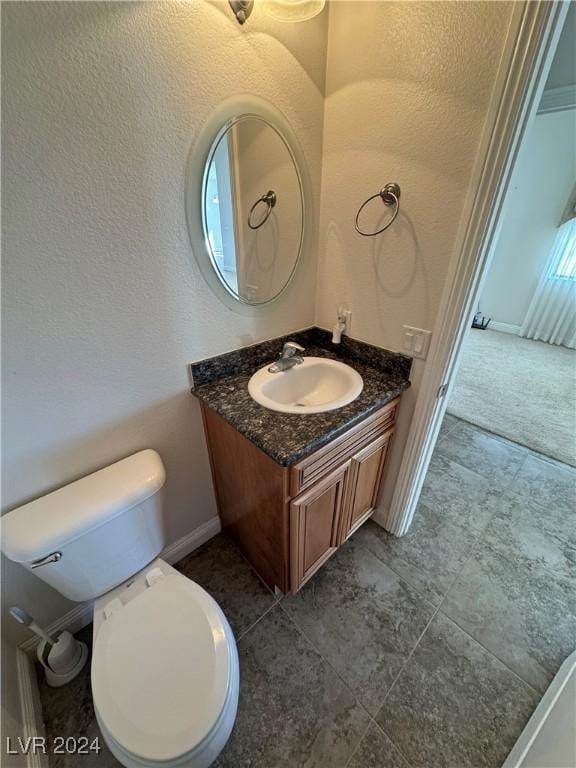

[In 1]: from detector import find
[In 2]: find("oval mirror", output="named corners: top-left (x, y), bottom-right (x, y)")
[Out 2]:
top-left (198, 114), bottom-right (304, 305)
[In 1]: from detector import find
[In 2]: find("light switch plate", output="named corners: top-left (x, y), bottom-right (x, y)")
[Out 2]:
top-left (402, 325), bottom-right (432, 360)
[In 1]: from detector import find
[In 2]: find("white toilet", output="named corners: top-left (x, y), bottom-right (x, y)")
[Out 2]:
top-left (2, 449), bottom-right (239, 768)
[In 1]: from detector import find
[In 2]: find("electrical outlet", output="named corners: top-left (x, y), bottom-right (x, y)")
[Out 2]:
top-left (402, 325), bottom-right (432, 360)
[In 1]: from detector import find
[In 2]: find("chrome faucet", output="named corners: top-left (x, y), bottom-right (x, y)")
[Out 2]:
top-left (268, 341), bottom-right (305, 373)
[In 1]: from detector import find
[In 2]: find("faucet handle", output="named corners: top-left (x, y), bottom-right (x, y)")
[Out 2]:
top-left (282, 341), bottom-right (305, 357)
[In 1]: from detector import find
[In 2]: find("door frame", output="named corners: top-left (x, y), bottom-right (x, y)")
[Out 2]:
top-left (387, 0), bottom-right (570, 536)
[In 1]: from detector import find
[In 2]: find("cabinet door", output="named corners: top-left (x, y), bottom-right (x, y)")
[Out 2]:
top-left (342, 430), bottom-right (393, 541)
top-left (290, 464), bottom-right (349, 592)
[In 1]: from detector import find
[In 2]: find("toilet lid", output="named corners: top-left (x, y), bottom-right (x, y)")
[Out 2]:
top-left (91, 574), bottom-right (232, 763)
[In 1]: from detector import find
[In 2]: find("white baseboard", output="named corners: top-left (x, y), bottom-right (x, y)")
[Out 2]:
top-left (15, 649), bottom-right (48, 768)
top-left (485, 321), bottom-right (520, 335)
top-left (18, 517), bottom-right (222, 656)
top-left (18, 602), bottom-right (94, 656)
top-left (538, 84), bottom-right (576, 114)
top-left (162, 516), bottom-right (221, 565)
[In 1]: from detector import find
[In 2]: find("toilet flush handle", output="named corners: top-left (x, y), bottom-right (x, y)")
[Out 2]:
top-left (30, 551), bottom-right (62, 568)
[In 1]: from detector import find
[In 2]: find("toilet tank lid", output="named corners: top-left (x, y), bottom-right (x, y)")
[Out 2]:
top-left (1, 450), bottom-right (166, 563)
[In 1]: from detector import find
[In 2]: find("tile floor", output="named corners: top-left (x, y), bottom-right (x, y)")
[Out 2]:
top-left (36, 416), bottom-right (576, 768)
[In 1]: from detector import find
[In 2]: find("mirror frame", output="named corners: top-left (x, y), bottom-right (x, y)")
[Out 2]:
top-left (185, 95), bottom-right (311, 313)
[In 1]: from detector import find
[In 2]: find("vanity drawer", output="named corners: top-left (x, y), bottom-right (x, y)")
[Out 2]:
top-left (289, 398), bottom-right (398, 497)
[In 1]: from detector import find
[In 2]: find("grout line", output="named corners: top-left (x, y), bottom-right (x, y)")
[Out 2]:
top-left (435, 607), bottom-right (542, 698)
top-left (271, 599), bottom-right (403, 768)
top-left (350, 520), bottom-right (475, 613)
top-left (219, 529), bottom-right (288, 605)
top-left (438, 412), bottom-right (461, 439)
top-left (376, 718), bottom-right (419, 768)
top-left (434, 528), bottom-right (544, 697)
top-left (435, 451), bottom-right (524, 494)
top-left (278, 598), bottom-right (418, 768)
top-left (274, 563), bottom-right (430, 768)
top-left (436, 435), bottom-right (576, 586)
top-left (435, 417), bottom-right (532, 489)
top-left (236, 600), bottom-right (280, 643)
top-left (239, 550), bottom-right (281, 602)
top-left (184, 531), bottom-right (280, 642)
top-left (524, 449), bottom-right (576, 474)
top-left (359, 438), bottom-right (528, 718)
top-left (353, 479), bottom-right (501, 629)
top-left (276, 601), bottom-right (375, 721)
top-left (411, 490), bottom-right (546, 696)
top-left (372, 600), bottom-right (541, 768)
top-left (430, 482), bottom-right (506, 602)
top-left (448, 414), bottom-right (537, 455)
top-left (389, 434), bottom-right (550, 700)
top-left (431, 428), bottom-right (530, 541)
top-left (355, 546), bottom-right (441, 609)
top-left (505, 447), bottom-right (531, 489)
top-left (369, 718), bottom-right (415, 768)
top-left (367, 604), bottom-right (442, 768)
top-left (464, 511), bottom-right (576, 588)
top-left (342, 718), bottom-right (374, 768)
top-left (342, 714), bottom-right (416, 768)
top-left (374, 600), bottom-right (443, 716)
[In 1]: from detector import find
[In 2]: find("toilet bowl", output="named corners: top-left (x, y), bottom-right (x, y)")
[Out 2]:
top-left (1, 450), bottom-right (238, 768)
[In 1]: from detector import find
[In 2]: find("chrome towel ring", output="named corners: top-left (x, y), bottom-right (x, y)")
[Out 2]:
top-left (354, 182), bottom-right (401, 237)
top-left (248, 190), bottom-right (277, 230)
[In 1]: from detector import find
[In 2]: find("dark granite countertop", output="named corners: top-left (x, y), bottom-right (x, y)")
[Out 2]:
top-left (190, 327), bottom-right (411, 466)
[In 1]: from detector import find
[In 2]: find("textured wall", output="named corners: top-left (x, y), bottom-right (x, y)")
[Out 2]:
top-left (480, 108), bottom-right (576, 328)
top-left (1, 0), bottom-right (327, 701)
top-left (315, 0), bottom-right (514, 511)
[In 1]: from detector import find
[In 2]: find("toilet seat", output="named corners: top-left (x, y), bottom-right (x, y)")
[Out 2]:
top-left (91, 570), bottom-right (239, 767)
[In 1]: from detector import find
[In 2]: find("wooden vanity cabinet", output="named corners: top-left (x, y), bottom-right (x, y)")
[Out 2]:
top-left (342, 431), bottom-right (393, 540)
top-left (201, 397), bottom-right (398, 594)
top-left (289, 463), bottom-right (349, 593)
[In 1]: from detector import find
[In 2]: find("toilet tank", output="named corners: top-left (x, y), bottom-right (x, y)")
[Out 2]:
top-left (1, 450), bottom-right (166, 602)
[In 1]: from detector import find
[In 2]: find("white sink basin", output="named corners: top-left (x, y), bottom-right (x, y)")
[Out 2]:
top-left (248, 356), bottom-right (364, 414)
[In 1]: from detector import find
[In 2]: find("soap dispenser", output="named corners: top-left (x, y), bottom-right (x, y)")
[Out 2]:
top-left (332, 306), bottom-right (351, 344)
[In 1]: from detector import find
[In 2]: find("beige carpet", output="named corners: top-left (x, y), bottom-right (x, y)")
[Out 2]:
top-left (447, 329), bottom-right (576, 467)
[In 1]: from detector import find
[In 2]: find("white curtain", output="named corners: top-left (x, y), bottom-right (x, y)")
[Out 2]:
top-left (521, 218), bottom-right (576, 348)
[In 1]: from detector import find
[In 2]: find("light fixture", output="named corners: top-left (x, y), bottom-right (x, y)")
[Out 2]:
top-left (228, 0), bottom-right (254, 25)
top-left (266, 0), bottom-right (325, 22)
top-left (228, 0), bottom-right (325, 25)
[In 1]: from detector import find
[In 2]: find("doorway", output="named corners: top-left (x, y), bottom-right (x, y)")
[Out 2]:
top-left (376, 5), bottom-right (575, 763)
top-left (388, 0), bottom-right (573, 537)
top-left (447, 65), bottom-right (576, 466)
